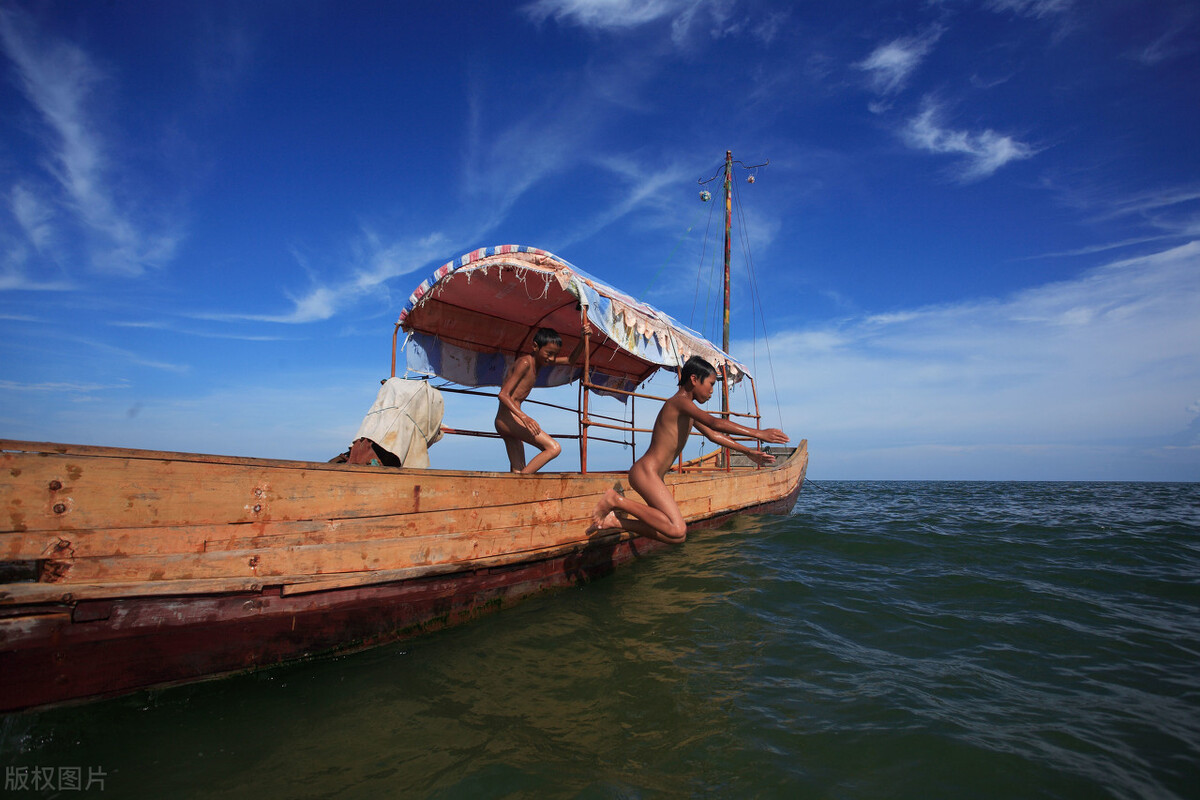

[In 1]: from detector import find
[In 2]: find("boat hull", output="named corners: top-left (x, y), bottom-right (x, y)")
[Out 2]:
top-left (1, 439), bottom-right (806, 712)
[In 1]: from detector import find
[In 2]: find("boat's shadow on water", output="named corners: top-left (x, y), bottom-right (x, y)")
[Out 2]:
top-left (1, 519), bottom-right (776, 798)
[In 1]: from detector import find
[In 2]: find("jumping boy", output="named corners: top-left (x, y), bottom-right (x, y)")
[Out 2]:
top-left (589, 355), bottom-right (788, 543)
top-left (495, 324), bottom-right (592, 473)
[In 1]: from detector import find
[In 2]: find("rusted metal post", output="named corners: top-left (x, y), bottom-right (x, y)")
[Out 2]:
top-left (579, 309), bottom-right (590, 473)
top-left (391, 323), bottom-right (401, 377)
top-left (749, 376), bottom-right (762, 466)
top-left (630, 394), bottom-right (636, 468)
top-left (721, 363), bottom-right (732, 470)
top-left (677, 365), bottom-right (685, 473)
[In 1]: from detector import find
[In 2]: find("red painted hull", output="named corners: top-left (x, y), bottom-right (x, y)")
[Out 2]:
top-left (0, 479), bottom-right (802, 713)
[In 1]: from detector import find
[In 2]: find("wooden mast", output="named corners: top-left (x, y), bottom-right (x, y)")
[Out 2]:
top-left (722, 149), bottom-right (733, 357)
top-left (721, 150), bottom-right (733, 467)
top-left (716, 150), bottom-right (770, 467)
top-left (580, 305), bottom-right (590, 473)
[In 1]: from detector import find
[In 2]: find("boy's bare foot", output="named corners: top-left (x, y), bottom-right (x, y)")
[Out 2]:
top-left (589, 510), bottom-right (621, 533)
top-left (587, 487), bottom-right (624, 532)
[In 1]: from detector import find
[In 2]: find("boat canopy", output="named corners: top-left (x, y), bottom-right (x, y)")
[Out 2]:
top-left (398, 245), bottom-right (750, 394)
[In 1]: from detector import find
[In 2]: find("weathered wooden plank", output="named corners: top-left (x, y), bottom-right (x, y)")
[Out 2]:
top-left (0, 577), bottom-right (271, 605)
top-left (1, 448), bottom-right (621, 533)
top-left (1, 439), bottom-right (335, 467)
top-left (0, 530), bottom-right (636, 606)
top-left (279, 530), bottom-right (633, 595)
top-left (0, 461), bottom-right (807, 605)
top-left (0, 612), bottom-right (73, 641)
top-left (29, 484), bottom-right (643, 583)
top-left (3, 574), bottom-right (290, 606)
top-left (10, 467), bottom-right (795, 585)
top-left (1, 496), bottom-right (582, 560)
top-left (48, 514), bottom-right (591, 584)
top-left (3, 438), bottom-right (792, 536)
top-left (1, 441), bottom-right (805, 595)
top-left (1, 459), bottom-right (792, 561)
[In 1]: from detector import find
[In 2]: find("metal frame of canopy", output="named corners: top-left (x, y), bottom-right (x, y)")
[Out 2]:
top-left (390, 246), bottom-right (764, 473)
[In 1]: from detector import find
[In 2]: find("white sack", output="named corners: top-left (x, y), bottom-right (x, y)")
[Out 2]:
top-left (354, 378), bottom-right (445, 468)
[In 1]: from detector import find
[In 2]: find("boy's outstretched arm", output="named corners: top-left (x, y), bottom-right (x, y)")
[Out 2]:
top-left (693, 421), bottom-right (777, 465)
top-left (678, 397), bottom-right (789, 445)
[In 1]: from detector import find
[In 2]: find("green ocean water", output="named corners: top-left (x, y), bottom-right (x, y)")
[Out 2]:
top-left (2, 481), bottom-right (1198, 799)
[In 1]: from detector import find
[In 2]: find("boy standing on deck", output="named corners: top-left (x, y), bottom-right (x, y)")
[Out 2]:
top-left (589, 355), bottom-right (788, 544)
top-left (495, 324), bottom-right (592, 473)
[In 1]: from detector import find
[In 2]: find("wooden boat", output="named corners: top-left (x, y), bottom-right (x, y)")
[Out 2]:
top-left (0, 154), bottom-right (806, 712)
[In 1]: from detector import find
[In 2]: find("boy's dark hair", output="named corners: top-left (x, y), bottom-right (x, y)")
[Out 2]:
top-left (679, 355), bottom-right (719, 387)
top-left (532, 328), bottom-right (562, 349)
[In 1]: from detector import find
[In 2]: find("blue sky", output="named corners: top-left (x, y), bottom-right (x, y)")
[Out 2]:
top-left (1, 0), bottom-right (1197, 480)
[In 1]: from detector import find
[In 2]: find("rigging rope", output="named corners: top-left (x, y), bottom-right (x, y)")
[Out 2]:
top-left (705, 237), bottom-right (721, 346)
top-left (642, 202), bottom-right (709, 298)
top-left (733, 175), bottom-right (785, 430)
top-left (689, 162), bottom-right (786, 434)
top-left (689, 198), bottom-right (718, 333)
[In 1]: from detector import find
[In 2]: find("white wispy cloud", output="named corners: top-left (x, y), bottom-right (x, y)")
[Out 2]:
top-left (1032, 182), bottom-right (1200, 255)
top-left (9, 183), bottom-right (55, 252)
top-left (1031, 233), bottom-right (1193, 259)
top-left (747, 241), bottom-right (1200, 478)
top-left (252, 153), bottom-right (692, 325)
top-left (857, 26), bottom-right (944, 95)
top-left (238, 58), bottom-right (689, 325)
top-left (239, 148), bottom-right (714, 327)
top-left (0, 379), bottom-right (130, 394)
top-left (1090, 185), bottom-right (1200, 223)
top-left (901, 101), bottom-right (1035, 181)
top-left (552, 156), bottom-right (696, 251)
top-left (200, 231), bottom-right (454, 324)
top-left (751, 10), bottom-right (789, 45)
top-left (523, 0), bottom-right (685, 30)
top-left (107, 320), bottom-right (293, 342)
top-left (208, 66), bottom-right (600, 325)
top-left (521, 0), bottom-right (763, 46)
top-left (68, 336), bottom-right (190, 374)
top-left (1034, 182), bottom-right (1200, 256)
top-left (0, 6), bottom-right (180, 278)
top-left (0, 273), bottom-right (73, 292)
top-left (0, 249), bottom-right (74, 291)
top-left (987, 0), bottom-right (1074, 19)
top-left (1133, 9), bottom-right (1199, 65)
top-left (460, 81), bottom-right (584, 234)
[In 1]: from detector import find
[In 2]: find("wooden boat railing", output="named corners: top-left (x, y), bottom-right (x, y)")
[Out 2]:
top-left (425, 375), bottom-right (767, 475)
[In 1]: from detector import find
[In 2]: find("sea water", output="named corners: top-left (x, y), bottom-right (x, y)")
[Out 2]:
top-left (1, 481), bottom-right (1197, 799)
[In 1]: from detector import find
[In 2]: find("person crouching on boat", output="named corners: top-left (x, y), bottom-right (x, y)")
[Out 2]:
top-left (589, 355), bottom-right (788, 544)
top-left (495, 323), bottom-right (591, 473)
